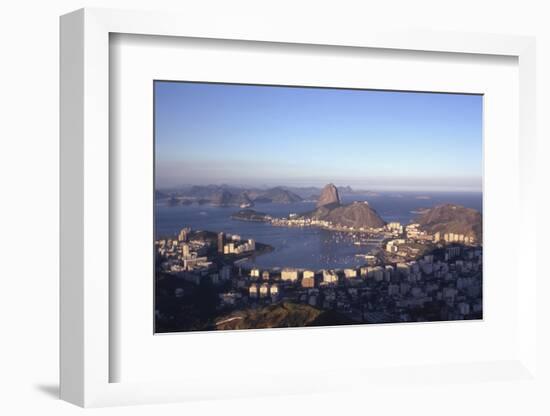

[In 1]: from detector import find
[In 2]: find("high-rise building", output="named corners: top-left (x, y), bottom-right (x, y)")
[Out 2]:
top-left (181, 243), bottom-right (190, 258)
top-left (372, 266), bottom-right (384, 281)
top-left (227, 243), bottom-right (235, 254)
top-left (270, 284), bottom-right (279, 299)
top-left (178, 227), bottom-right (190, 242)
top-left (387, 222), bottom-right (402, 233)
top-left (322, 270), bottom-right (338, 284)
top-left (281, 268), bottom-right (298, 282)
top-left (302, 270), bottom-right (315, 288)
top-left (249, 283), bottom-right (258, 298)
top-left (303, 270), bottom-right (314, 279)
top-left (259, 283), bottom-right (269, 298)
top-left (445, 246), bottom-right (461, 260)
top-left (217, 232), bottom-right (224, 254)
top-left (344, 269), bottom-right (357, 278)
top-left (220, 266), bottom-right (231, 281)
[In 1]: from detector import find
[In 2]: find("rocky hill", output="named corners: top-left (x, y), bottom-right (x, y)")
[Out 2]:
top-left (416, 204), bottom-right (482, 242)
top-left (158, 185), bottom-right (302, 206)
top-left (250, 187), bottom-right (303, 204)
top-left (210, 189), bottom-right (253, 207)
top-left (312, 201), bottom-right (386, 229)
top-left (316, 183), bottom-right (341, 208)
top-left (303, 182), bottom-right (385, 229)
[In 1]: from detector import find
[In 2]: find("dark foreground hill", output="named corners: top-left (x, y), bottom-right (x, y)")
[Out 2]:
top-left (215, 302), bottom-right (353, 330)
top-left (416, 203), bottom-right (482, 242)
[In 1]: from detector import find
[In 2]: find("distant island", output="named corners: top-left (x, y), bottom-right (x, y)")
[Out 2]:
top-left (231, 209), bottom-right (272, 222)
top-left (156, 185), bottom-right (301, 207)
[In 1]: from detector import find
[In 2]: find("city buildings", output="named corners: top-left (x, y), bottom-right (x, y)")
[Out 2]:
top-left (281, 268), bottom-right (299, 282)
top-left (178, 227), bottom-right (190, 242)
top-left (302, 270), bottom-right (315, 288)
top-left (156, 221), bottom-right (483, 331)
top-left (322, 270), bottom-right (338, 284)
top-left (259, 283), bottom-right (269, 298)
top-left (220, 265), bottom-right (231, 281)
top-left (217, 232), bottom-right (224, 253)
top-left (344, 268), bottom-right (358, 278)
top-left (181, 243), bottom-right (190, 258)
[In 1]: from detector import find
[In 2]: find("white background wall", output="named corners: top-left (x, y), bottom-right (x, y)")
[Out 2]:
top-left (1, 1), bottom-right (548, 414)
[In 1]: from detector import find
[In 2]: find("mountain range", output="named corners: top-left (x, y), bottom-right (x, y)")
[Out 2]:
top-left (155, 184), bottom-right (378, 207)
top-left (157, 185), bottom-right (303, 206)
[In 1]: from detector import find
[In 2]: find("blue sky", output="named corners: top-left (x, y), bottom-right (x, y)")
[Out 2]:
top-left (155, 81), bottom-right (482, 191)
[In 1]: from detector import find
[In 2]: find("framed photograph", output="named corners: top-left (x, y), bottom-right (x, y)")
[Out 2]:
top-left (60, 8), bottom-right (538, 408)
top-left (153, 81), bottom-right (484, 334)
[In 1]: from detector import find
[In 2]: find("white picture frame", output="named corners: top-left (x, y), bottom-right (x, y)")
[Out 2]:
top-left (60, 7), bottom-right (538, 408)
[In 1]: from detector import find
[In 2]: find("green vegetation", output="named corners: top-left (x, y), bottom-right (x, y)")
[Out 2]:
top-left (215, 301), bottom-right (354, 330)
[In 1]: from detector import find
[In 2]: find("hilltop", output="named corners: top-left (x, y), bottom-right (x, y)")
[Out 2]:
top-left (416, 203), bottom-right (482, 242)
top-left (300, 183), bottom-right (385, 229)
top-left (304, 201), bottom-right (385, 229)
top-left (215, 302), bottom-right (353, 330)
top-left (155, 185), bottom-right (302, 206)
top-left (247, 186), bottom-right (303, 204)
top-left (209, 189), bottom-right (253, 207)
top-left (316, 183), bottom-right (341, 208)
